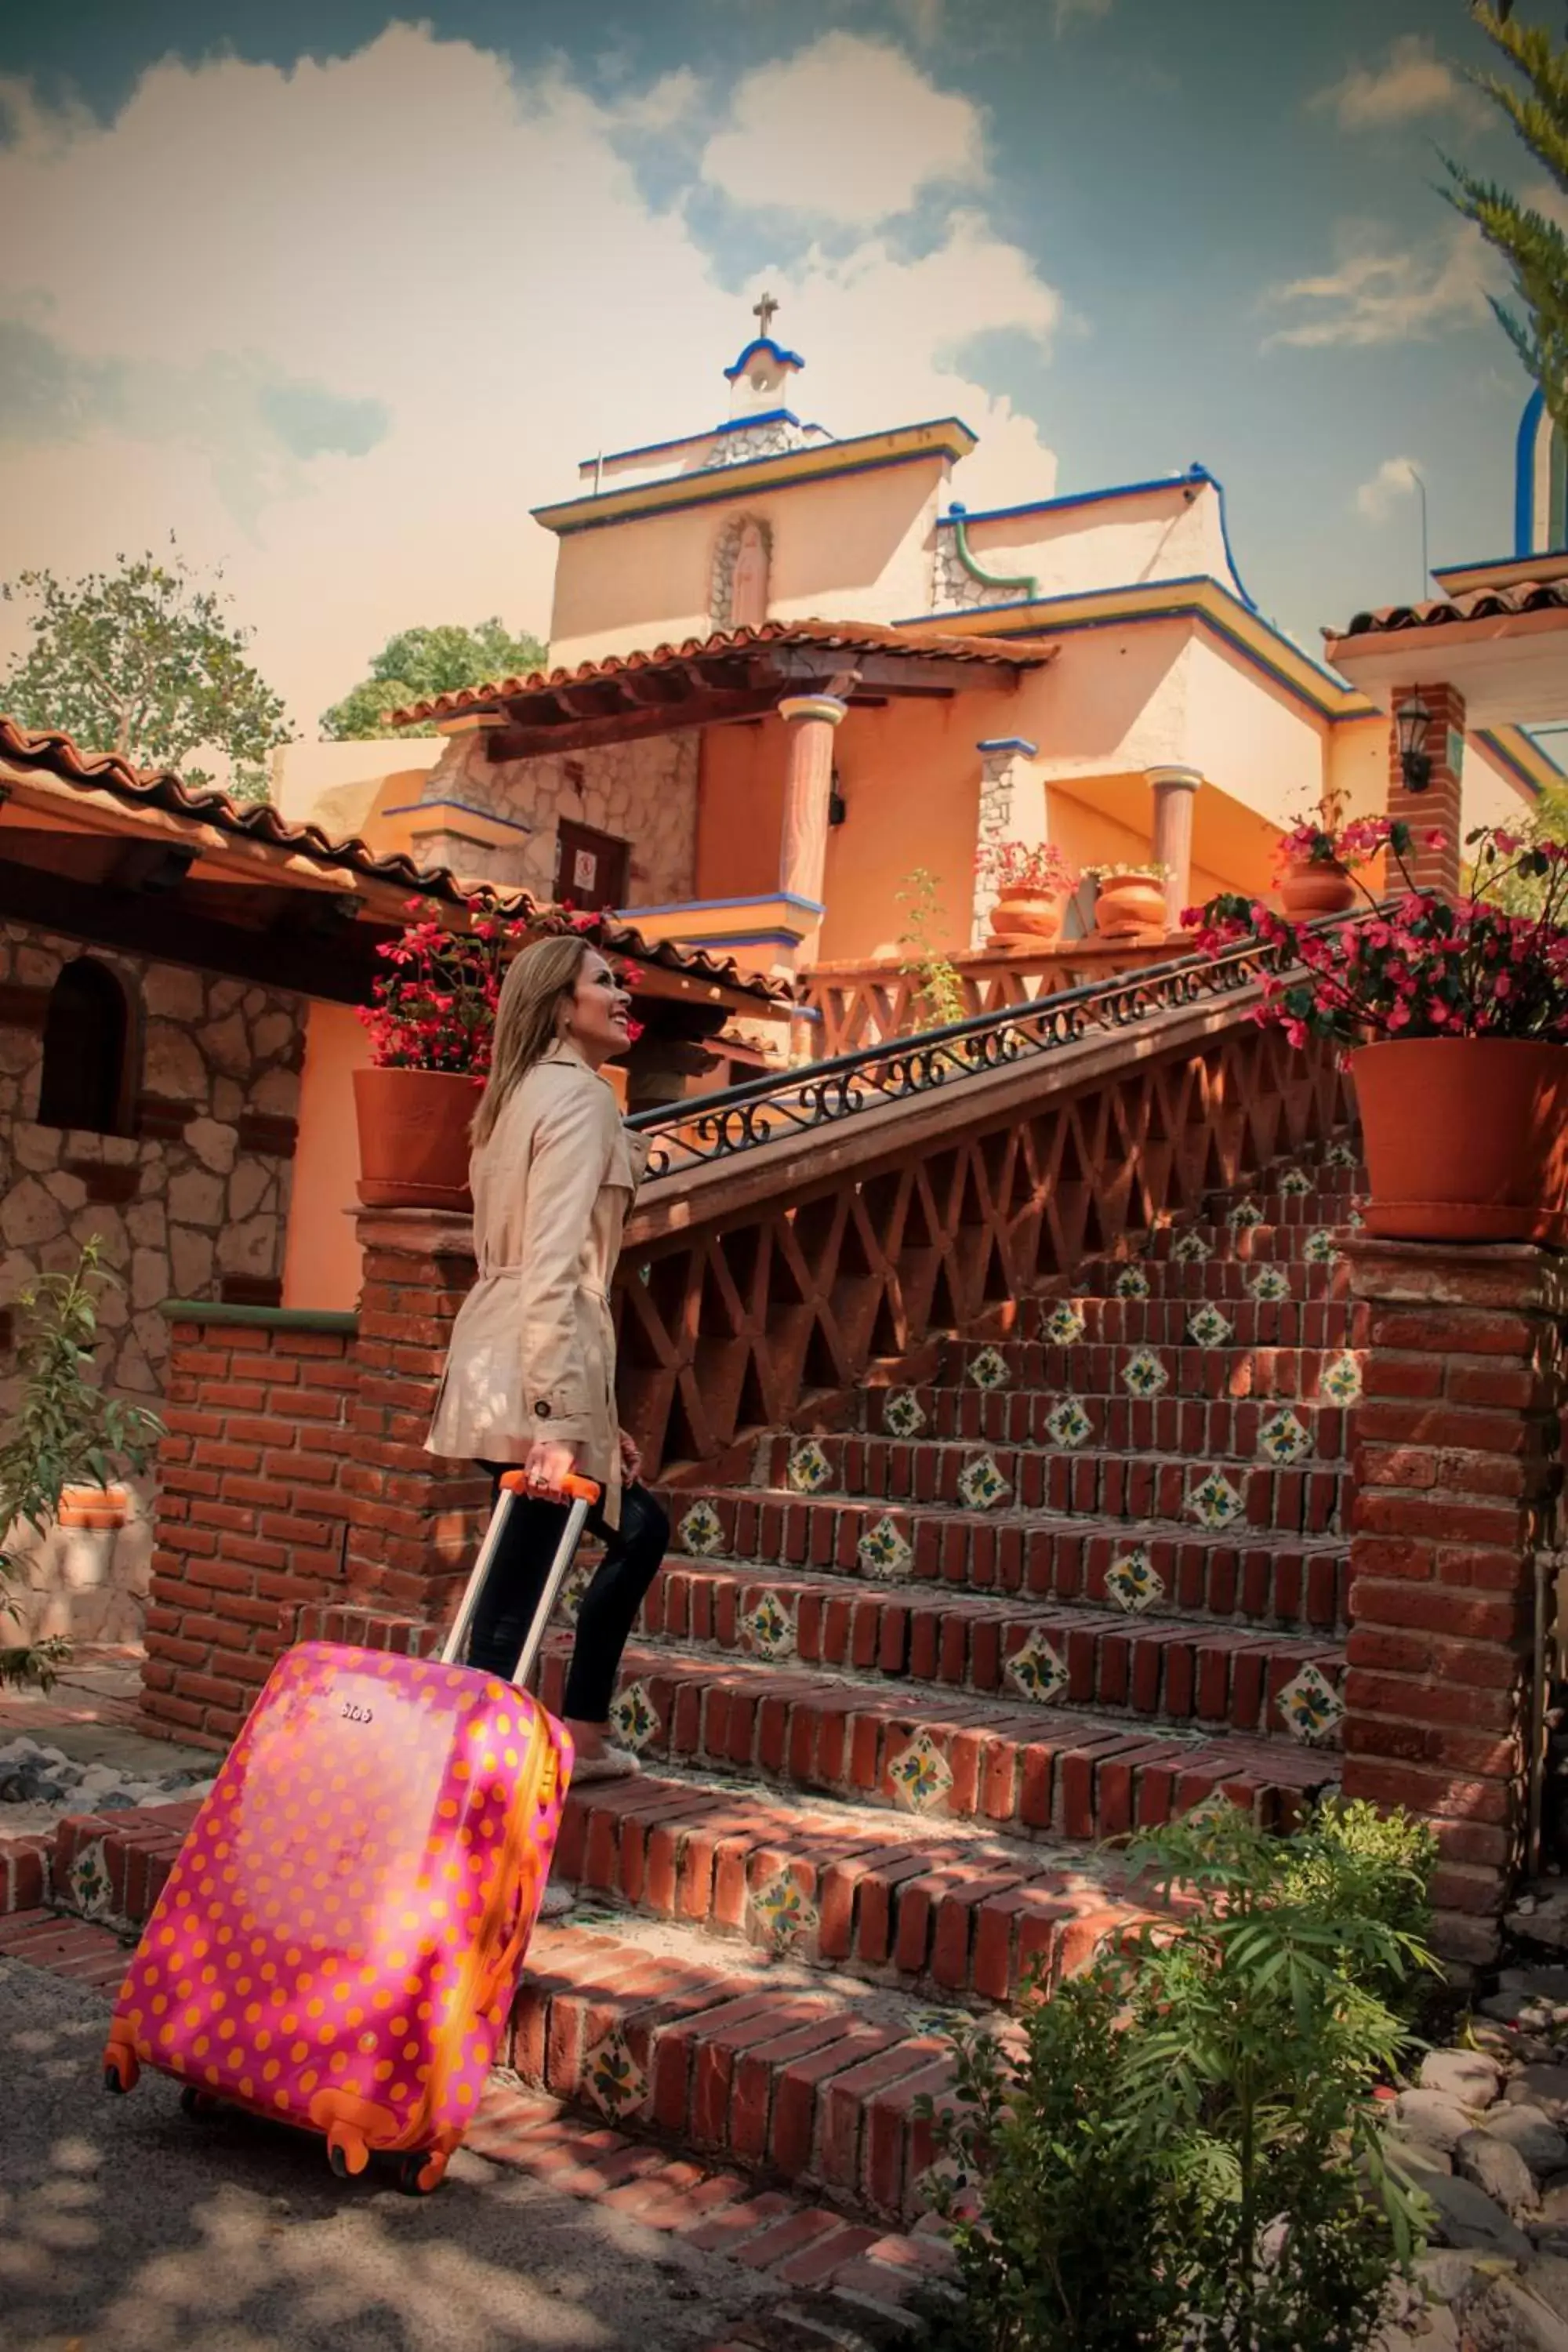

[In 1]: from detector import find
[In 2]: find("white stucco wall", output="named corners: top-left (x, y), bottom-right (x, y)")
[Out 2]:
top-left (931, 477), bottom-right (1244, 613)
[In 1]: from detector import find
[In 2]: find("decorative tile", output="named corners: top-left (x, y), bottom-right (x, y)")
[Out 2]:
top-left (957, 1453), bottom-right (1011, 1511)
top-left (742, 1588), bottom-right (797, 1661)
top-left (559, 1555), bottom-right (598, 1625)
top-left (1181, 1789), bottom-right (1246, 1838)
top-left (68, 1837), bottom-right (111, 1922)
top-left (1324, 1141), bottom-right (1358, 1169)
top-left (1248, 1265), bottom-right (1292, 1304)
top-left (786, 1439), bottom-right (833, 1495)
top-left (906, 2005), bottom-right (970, 2042)
top-left (1171, 1232), bottom-right (1213, 1265)
top-left (1302, 1229), bottom-right (1340, 1265)
top-left (678, 1501), bottom-right (724, 1559)
top-left (1277, 1662), bottom-right (1345, 1747)
top-left (1185, 1469), bottom-right (1247, 1530)
top-left (888, 1730), bottom-right (956, 1813)
top-left (858, 1514), bottom-right (914, 1581)
top-left (1186, 1305), bottom-right (1235, 1348)
top-left (882, 1388), bottom-right (927, 1439)
top-left (750, 1869), bottom-right (819, 1951)
top-left (1046, 1395), bottom-right (1100, 1456)
top-left (1348, 1207), bottom-right (1366, 1232)
top-left (1120, 1348), bottom-right (1169, 1399)
top-left (1228, 1198), bottom-right (1265, 1232)
top-left (583, 2027), bottom-right (648, 2118)
top-left (1043, 1301), bottom-right (1086, 1347)
top-left (1277, 1167), bottom-right (1314, 1198)
top-left (967, 1346), bottom-right (1011, 1393)
top-left (608, 1679), bottom-right (661, 1754)
top-left (1320, 1351), bottom-right (1363, 1406)
top-left (1105, 1547), bottom-right (1165, 1614)
top-left (1004, 1628), bottom-right (1070, 1704)
top-left (1113, 1265), bottom-right (1151, 1301)
top-left (636, 1262), bottom-right (652, 1286)
top-left (1258, 1408), bottom-right (1314, 1466)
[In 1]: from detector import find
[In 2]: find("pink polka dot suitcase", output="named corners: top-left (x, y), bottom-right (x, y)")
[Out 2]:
top-left (101, 1472), bottom-right (593, 2193)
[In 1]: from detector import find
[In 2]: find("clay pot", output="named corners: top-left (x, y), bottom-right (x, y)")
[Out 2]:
top-left (1279, 857), bottom-right (1357, 920)
top-left (57, 1484), bottom-right (129, 1531)
top-left (354, 1067), bottom-right (476, 1213)
top-left (1352, 1038), bottom-right (1568, 1244)
top-left (1093, 876), bottom-right (1168, 937)
top-left (987, 887), bottom-right (1068, 949)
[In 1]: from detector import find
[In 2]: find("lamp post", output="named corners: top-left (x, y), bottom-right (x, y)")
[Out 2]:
top-left (1394, 693), bottom-right (1433, 793)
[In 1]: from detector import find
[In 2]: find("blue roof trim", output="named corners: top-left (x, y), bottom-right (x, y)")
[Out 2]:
top-left (1435, 540), bottom-right (1568, 577)
top-left (538, 423), bottom-right (977, 535)
top-left (623, 892), bottom-right (824, 918)
top-left (938, 463), bottom-right (1258, 617)
top-left (714, 408), bottom-right (802, 435)
top-left (1516, 387), bottom-right (1547, 557)
top-left (1476, 727), bottom-right (1544, 800)
top-left (383, 797), bottom-right (533, 833)
top-left (976, 736), bottom-right (1038, 755)
top-left (724, 336), bottom-right (806, 382)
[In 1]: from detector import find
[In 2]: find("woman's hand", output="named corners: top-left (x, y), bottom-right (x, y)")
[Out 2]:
top-left (523, 1439), bottom-right (580, 1498)
top-left (618, 1428), bottom-right (643, 1485)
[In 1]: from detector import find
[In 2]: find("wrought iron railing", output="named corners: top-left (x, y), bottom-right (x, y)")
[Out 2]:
top-left (628, 920), bottom-right (1317, 1181)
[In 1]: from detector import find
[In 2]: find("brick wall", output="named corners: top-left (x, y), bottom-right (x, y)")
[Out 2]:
top-left (1342, 1238), bottom-right (1568, 1965)
top-left (1386, 680), bottom-right (1465, 898)
top-left (142, 1305), bottom-right (358, 1749)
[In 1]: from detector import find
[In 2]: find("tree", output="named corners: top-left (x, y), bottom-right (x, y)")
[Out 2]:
top-left (1, 542), bottom-right (291, 802)
top-left (1444, 6), bottom-right (1568, 437)
top-left (320, 620), bottom-right (550, 740)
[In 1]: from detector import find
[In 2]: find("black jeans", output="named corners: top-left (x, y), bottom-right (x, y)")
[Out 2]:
top-left (470, 1465), bottom-right (669, 1722)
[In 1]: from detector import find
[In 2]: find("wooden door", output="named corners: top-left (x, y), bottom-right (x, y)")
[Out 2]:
top-left (554, 820), bottom-right (630, 913)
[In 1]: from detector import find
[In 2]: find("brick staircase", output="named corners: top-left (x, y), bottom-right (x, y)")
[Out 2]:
top-left (43, 1134), bottom-right (1369, 2247)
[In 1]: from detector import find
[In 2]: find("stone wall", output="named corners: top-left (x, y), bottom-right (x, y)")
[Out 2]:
top-left (931, 522), bottom-right (1035, 615)
top-left (0, 920), bottom-right (308, 1646)
top-left (415, 731), bottom-right (699, 908)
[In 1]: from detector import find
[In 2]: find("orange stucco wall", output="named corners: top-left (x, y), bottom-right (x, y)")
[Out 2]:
top-left (281, 1000), bottom-right (372, 1313)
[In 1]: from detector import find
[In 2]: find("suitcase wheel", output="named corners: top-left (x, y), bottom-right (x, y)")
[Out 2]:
top-left (396, 2151), bottom-right (448, 2198)
top-left (327, 2125), bottom-right (370, 2180)
top-left (180, 2085), bottom-right (223, 2122)
top-left (103, 2044), bottom-right (139, 2096)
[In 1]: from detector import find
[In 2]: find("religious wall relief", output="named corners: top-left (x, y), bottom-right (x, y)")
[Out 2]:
top-left (710, 514), bottom-right (772, 632)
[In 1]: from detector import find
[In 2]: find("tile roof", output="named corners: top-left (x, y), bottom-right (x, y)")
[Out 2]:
top-left (1334, 576), bottom-right (1568, 641)
top-left (387, 616), bottom-right (1050, 727)
top-left (0, 716), bottom-right (791, 1007)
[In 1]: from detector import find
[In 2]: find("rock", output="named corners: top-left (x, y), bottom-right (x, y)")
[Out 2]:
top-left (201, 1011), bottom-right (250, 1076)
top-left (142, 1022), bottom-right (206, 1100)
top-left (1458, 2130), bottom-right (1540, 2219)
top-left (183, 1117), bottom-right (237, 1177)
top-left (1537, 2186), bottom-right (1568, 2230)
top-left (0, 1175), bottom-right (67, 1247)
top-left (1425, 2050), bottom-right (1504, 2108)
top-left (168, 1225), bottom-right (215, 1298)
top-left (1422, 2170), bottom-right (1535, 2259)
top-left (1489, 2109), bottom-right (1568, 2178)
top-left (141, 966), bottom-right (206, 1022)
top-left (1463, 2275), bottom-right (1568, 2350)
top-left (1513, 2071), bottom-right (1568, 2126)
top-left (1383, 2131), bottom-right (1453, 2181)
top-left (1528, 2258), bottom-right (1568, 2324)
top-left (96, 1791), bottom-right (136, 1811)
top-left (1483, 1991), bottom-right (1537, 2024)
top-left (1505, 1973), bottom-right (1568, 2003)
top-left (1417, 2249), bottom-right (1487, 2307)
top-left (1511, 1896), bottom-right (1568, 1953)
top-left (167, 1167), bottom-right (226, 1228)
top-left (1397, 2089), bottom-right (1478, 2150)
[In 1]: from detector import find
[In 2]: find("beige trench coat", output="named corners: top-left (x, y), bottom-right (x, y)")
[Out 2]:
top-left (426, 1042), bottom-right (648, 1530)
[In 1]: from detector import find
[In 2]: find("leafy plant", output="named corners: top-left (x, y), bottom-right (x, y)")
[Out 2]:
top-left (1279, 781), bottom-right (1352, 869)
top-left (1465, 779), bottom-right (1568, 916)
top-left (321, 619), bottom-right (549, 739)
top-left (1087, 861), bottom-right (1172, 883)
top-left (1186, 818), bottom-right (1568, 1048)
top-left (896, 867), bottom-right (968, 1032)
top-left (360, 896), bottom-right (644, 1073)
top-left (975, 839), bottom-right (1079, 898)
top-left (1, 1241), bottom-right (165, 1689)
top-left (0, 541), bottom-right (292, 800)
top-left (920, 1799), bottom-right (1436, 2352)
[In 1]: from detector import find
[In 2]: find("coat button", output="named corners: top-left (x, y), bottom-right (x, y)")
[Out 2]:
top-left (534, 1401), bottom-right (551, 1419)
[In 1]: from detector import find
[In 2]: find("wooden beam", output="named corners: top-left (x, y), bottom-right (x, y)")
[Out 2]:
top-left (485, 684), bottom-right (786, 761)
top-left (111, 839), bottom-right (198, 895)
top-left (770, 648), bottom-right (1027, 695)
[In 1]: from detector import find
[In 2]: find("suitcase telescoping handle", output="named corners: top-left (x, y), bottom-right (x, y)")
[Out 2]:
top-left (441, 1468), bottom-right (602, 1690)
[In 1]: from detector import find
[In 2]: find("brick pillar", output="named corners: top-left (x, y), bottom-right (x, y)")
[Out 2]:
top-left (343, 1210), bottom-right (487, 1631)
top-left (1342, 1239), bottom-right (1568, 1966)
top-left (1388, 681), bottom-right (1465, 898)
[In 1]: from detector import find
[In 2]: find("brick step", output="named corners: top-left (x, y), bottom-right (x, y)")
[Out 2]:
top-left (554, 1770), bottom-right (1146, 2005)
top-left (664, 1492), bottom-right (1347, 1628)
top-left (1198, 1185), bottom-right (1363, 1229)
top-left (1220, 1154), bottom-right (1363, 1202)
top-left (537, 1640), bottom-right (1339, 1842)
top-left (1139, 1219), bottom-right (1354, 1266)
top-left (879, 1355), bottom-right (1362, 1437)
top-left (507, 1908), bottom-right (963, 2222)
top-left (938, 1311), bottom-right (1358, 1385)
top-left (635, 1559), bottom-right (1344, 1740)
top-left (769, 1402), bottom-right (1352, 1496)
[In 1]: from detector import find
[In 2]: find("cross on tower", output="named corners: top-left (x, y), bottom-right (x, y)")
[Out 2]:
top-left (752, 292), bottom-right (779, 339)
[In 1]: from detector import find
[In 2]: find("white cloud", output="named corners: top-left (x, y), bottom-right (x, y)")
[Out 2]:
top-left (615, 67), bottom-right (704, 135)
top-left (1312, 35), bottom-right (1480, 132)
top-left (1355, 456), bottom-right (1422, 522)
top-left (1265, 225), bottom-right (1494, 348)
top-left (0, 28), bottom-right (1061, 731)
top-left (1054, 0), bottom-right (1113, 30)
top-left (699, 33), bottom-right (985, 222)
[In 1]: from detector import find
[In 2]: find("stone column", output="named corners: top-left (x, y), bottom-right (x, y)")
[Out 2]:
top-left (777, 694), bottom-right (848, 969)
top-left (971, 737), bottom-right (1040, 948)
top-left (1341, 1238), bottom-right (1568, 1967)
top-left (1146, 765), bottom-right (1202, 930)
top-left (1387, 681), bottom-right (1465, 898)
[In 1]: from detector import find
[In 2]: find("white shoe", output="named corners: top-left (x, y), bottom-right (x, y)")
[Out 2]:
top-left (571, 1747), bottom-right (642, 1785)
top-left (538, 1882), bottom-right (575, 1921)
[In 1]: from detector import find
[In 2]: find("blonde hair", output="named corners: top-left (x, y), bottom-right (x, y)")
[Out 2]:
top-left (471, 934), bottom-right (590, 1147)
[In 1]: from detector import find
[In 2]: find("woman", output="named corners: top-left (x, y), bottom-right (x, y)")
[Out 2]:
top-left (427, 935), bottom-right (669, 1818)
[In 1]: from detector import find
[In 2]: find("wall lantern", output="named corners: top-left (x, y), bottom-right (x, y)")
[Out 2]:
top-left (1395, 693), bottom-right (1433, 793)
top-left (828, 766), bottom-right (847, 826)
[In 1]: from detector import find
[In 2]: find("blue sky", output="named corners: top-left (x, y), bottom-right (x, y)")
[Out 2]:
top-left (0, 0), bottom-right (1537, 731)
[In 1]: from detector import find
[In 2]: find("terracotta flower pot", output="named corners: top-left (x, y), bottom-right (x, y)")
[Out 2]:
top-left (1279, 857), bottom-right (1357, 920)
top-left (1094, 877), bottom-right (1167, 936)
top-left (354, 1067), bottom-right (476, 1213)
top-left (57, 1483), bottom-right (129, 1531)
top-left (987, 887), bottom-right (1068, 948)
top-left (1352, 1037), bottom-right (1568, 1244)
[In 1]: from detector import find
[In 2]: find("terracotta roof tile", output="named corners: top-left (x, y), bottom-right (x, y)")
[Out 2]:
top-left (387, 615), bottom-right (1049, 727)
top-left (1336, 576), bottom-right (1568, 640)
top-left (0, 715), bottom-right (790, 1007)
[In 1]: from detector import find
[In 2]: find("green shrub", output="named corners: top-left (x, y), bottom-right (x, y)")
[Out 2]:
top-left (920, 1799), bottom-right (1437, 2352)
